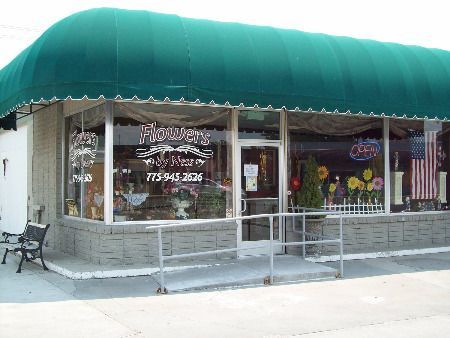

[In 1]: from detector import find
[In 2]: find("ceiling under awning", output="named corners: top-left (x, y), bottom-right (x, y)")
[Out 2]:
top-left (0, 7), bottom-right (450, 122)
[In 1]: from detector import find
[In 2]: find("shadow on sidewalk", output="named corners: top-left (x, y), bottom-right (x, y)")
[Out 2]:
top-left (2, 251), bottom-right (450, 304)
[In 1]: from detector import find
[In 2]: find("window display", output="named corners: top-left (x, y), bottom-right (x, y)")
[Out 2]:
top-left (61, 102), bottom-right (450, 223)
top-left (64, 105), bottom-right (105, 219)
top-left (389, 120), bottom-right (450, 212)
top-left (288, 112), bottom-right (384, 214)
top-left (112, 103), bottom-right (233, 221)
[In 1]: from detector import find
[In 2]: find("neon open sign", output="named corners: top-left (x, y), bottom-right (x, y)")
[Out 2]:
top-left (349, 141), bottom-right (381, 161)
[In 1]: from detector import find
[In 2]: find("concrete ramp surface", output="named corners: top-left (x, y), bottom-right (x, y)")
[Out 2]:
top-left (158, 255), bottom-right (337, 292)
top-left (32, 249), bottom-right (338, 292)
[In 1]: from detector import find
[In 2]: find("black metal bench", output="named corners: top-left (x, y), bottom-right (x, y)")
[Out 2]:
top-left (1, 221), bottom-right (50, 273)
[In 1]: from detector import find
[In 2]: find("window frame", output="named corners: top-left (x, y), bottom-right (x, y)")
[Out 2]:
top-left (108, 100), bottom-right (235, 225)
top-left (61, 101), bottom-right (107, 224)
top-left (286, 110), bottom-right (387, 216)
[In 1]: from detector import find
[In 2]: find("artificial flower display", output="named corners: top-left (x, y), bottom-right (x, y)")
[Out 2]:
top-left (363, 168), bottom-right (373, 181)
top-left (356, 179), bottom-right (365, 198)
top-left (329, 183), bottom-right (336, 193)
top-left (317, 165), bottom-right (329, 182)
top-left (372, 176), bottom-right (384, 200)
top-left (347, 176), bottom-right (359, 190)
top-left (327, 182), bottom-right (337, 203)
top-left (357, 180), bottom-right (365, 190)
top-left (372, 177), bottom-right (384, 190)
top-left (290, 176), bottom-right (301, 191)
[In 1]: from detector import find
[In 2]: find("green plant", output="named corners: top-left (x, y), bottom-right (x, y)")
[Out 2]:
top-left (196, 190), bottom-right (226, 218)
top-left (298, 156), bottom-right (324, 255)
top-left (298, 156), bottom-right (323, 210)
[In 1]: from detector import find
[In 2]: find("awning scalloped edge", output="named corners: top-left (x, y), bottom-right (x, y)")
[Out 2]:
top-left (0, 95), bottom-right (447, 122)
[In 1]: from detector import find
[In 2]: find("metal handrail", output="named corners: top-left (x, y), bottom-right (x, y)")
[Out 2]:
top-left (242, 197), bottom-right (279, 201)
top-left (147, 210), bottom-right (344, 293)
top-left (148, 210), bottom-right (340, 230)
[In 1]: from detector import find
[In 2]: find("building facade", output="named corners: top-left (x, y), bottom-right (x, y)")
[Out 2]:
top-left (1, 8), bottom-right (450, 265)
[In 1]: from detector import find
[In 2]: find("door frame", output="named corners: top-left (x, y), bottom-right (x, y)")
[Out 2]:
top-left (235, 141), bottom-right (284, 255)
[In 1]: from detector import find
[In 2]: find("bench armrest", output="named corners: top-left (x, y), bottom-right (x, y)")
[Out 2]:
top-left (1, 233), bottom-right (22, 244)
top-left (2, 231), bottom-right (22, 237)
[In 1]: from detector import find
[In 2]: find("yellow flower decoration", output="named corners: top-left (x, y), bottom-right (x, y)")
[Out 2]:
top-left (363, 168), bottom-right (373, 181)
top-left (357, 180), bottom-right (365, 190)
top-left (367, 182), bottom-right (374, 191)
top-left (318, 166), bottom-right (329, 182)
top-left (329, 183), bottom-right (336, 193)
top-left (347, 176), bottom-right (359, 190)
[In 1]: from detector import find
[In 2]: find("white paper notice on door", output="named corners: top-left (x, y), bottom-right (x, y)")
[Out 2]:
top-left (244, 164), bottom-right (258, 177)
top-left (246, 176), bottom-right (257, 191)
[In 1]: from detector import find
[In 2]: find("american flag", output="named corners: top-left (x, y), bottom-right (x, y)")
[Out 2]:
top-left (410, 129), bottom-right (437, 199)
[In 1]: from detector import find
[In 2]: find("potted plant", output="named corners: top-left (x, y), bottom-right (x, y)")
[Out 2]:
top-left (297, 155), bottom-right (324, 255)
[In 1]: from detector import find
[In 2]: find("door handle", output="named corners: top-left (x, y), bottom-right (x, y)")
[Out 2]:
top-left (241, 199), bottom-right (247, 214)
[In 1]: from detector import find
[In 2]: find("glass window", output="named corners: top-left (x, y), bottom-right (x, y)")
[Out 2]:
top-left (288, 112), bottom-right (384, 214)
top-left (64, 105), bottom-right (105, 220)
top-left (112, 103), bottom-right (233, 222)
top-left (238, 110), bottom-right (280, 140)
top-left (389, 119), bottom-right (450, 212)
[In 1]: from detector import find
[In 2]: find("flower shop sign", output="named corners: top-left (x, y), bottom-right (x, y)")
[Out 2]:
top-left (137, 122), bottom-right (213, 182)
top-left (70, 131), bottom-right (98, 183)
top-left (349, 141), bottom-right (381, 161)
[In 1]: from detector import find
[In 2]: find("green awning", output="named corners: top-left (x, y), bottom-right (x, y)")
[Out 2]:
top-left (1, 7), bottom-right (450, 119)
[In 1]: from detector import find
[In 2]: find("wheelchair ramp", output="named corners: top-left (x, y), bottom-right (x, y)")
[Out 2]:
top-left (30, 249), bottom-right (337, 292)
top-left (157, 255), bottom-right (337, 292)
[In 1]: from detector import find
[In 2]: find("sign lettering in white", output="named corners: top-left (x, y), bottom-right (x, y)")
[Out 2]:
top-left (70, 131), bottom-right (97, 169)
top-left (137, 122), bottom-right (213, 183)
top-left (69, 131), bottom-right (97, 184)
top-left (138, 122), bottom-right (211, 146)
top-left (146, 172), bottom-right (203, 182)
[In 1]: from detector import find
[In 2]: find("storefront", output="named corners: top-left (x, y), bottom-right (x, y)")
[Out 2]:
top-left (1, 8), bottom-right (450, 264)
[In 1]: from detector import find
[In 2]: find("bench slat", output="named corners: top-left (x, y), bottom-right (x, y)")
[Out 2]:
top-left (27, 222), bottom-right (48, 229)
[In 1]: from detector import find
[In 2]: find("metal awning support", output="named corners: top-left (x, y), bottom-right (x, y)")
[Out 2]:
top-left (0, 101), bottom-right (59, 131)
top-left (0, 113), bottom-right (16, 130)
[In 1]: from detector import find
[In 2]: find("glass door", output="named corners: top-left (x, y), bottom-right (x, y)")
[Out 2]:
top-left (237, 144), bottom-right (282, 255)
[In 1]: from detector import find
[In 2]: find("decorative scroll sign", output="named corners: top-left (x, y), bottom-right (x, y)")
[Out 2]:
top-left (137, 122), bottom-right (213, 182)
top-left (349, 141), bottom-right (381, 161)
top-left (70, 131), bottom-right (98, 183)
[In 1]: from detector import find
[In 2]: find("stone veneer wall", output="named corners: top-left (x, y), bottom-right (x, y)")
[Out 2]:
top-left (55, 219), bottom-right (237, 265)
top-left (286, 213), bottom-right (450, 256)
top-left (32, 103), bottom-right (63, 249)
top-left (53, 212), bottom-right (450, 265)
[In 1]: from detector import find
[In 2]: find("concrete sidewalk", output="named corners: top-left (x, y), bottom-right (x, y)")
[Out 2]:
top-left (0, 253), bottom-right (450, 338)
top-left (2, 252), bottom-right (450, 337)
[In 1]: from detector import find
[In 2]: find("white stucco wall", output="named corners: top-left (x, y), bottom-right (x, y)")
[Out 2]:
top-left (0, 120), bottom-right (31, 234)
